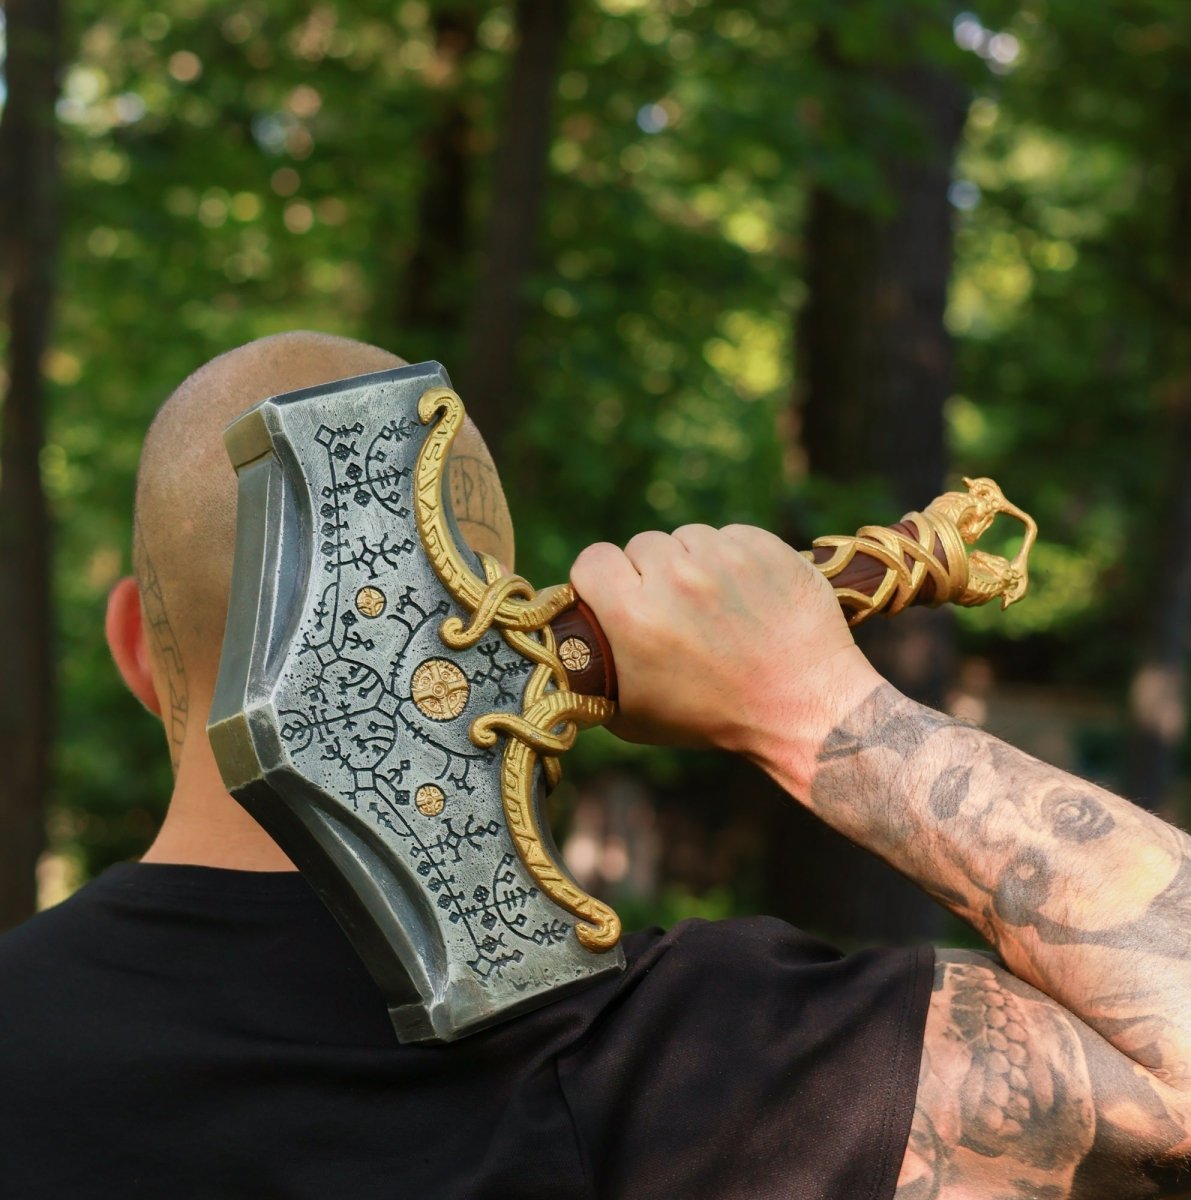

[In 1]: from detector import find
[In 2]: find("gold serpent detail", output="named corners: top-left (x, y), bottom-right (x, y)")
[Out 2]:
top-left (415, 387), bottom-right (619, 952)
top-left (808, 477), bottom-right (1038, 626)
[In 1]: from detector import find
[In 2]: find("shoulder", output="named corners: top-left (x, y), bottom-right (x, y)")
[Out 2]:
top-left (623, 912), bottom-right (841, 969)
top-left (0, 886), bottom-right (115, 1013)
top-left (559, 917), bottom-right (934, 1200)
top-left (0, 889), bottom-right (93, 973)
top-left (619, 914), bottom-right (934, 1025)
top-left (0, 876), bottom-right (142, 1035)
top-left (0, 890), bottom-right (106, 1077)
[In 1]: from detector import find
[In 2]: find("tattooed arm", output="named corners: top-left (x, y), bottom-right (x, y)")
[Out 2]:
top-left (810, 690), bottom-right (1191, 1199)
top-left (572, 525), bottom-right (1191, 1200)
top-left (901, 952), bottom-right (1190, 1199)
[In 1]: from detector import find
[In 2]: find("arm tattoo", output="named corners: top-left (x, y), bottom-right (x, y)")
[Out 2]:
top-left (947, 959), bottom-right (1091, 1168)
top-left (807, 686), bottom-right (1191, 1195)
top-left (134, 524), bottom-right (188, 772)
top-left (813, 685), bottom-right (1191, 972)
top-left (817, 686), bottom-right (957, 763)
top-left (898, 957), bottom-right (1191, 1199)
top-left (929, 766), bottom-right (973, 821)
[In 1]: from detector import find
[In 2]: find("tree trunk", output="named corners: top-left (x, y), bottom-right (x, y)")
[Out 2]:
top-left (460, 0), bottom-right (570, 449)
top-left (1124, 151), bottom-right (1191, 812)
top-left (0, 0), bottom-right (63, 929)
top-left (765, 56), bottom-right (968, 944)
top-left (1125, 405), bottom-right (1191, 811)
top-left (798, 66), bottom-right (963, 704)
top-left (391, 9), bottom-right (479, 353)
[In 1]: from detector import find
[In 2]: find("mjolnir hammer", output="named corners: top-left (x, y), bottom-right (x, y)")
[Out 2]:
top-left (208, 361), bottom-right (1036, 1043)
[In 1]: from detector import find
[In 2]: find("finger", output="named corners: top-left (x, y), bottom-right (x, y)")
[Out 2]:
top-left (669, 523), bottom-right (721, 557)
top-left (571, 542), bottom-right (641, 613)
top-left (623, 529), bottom-right (681, 574)
top-left (719, 525), bottom-right (836, 602)
top-left (719, 523), bottom-right (788, 552)
top-left (720, 523), bottom-right (816, 576)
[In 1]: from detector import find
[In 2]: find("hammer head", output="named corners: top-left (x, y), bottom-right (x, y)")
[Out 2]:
top-left (208, 362), bottom-right (624, 1043)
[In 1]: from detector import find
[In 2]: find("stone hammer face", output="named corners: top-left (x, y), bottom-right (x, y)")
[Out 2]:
top-left (208, 361), bottom-right (624, 1044)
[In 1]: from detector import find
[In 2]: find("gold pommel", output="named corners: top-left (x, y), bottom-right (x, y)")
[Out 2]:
top-left (809, 476), bottom-right (1037, 626)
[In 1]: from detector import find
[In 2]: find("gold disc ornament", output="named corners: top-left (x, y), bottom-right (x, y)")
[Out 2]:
top-left (355, 586), bottom-right (387, 618)
top-left (411, 658), bottom-right (471, 721)
top-left (414, 784), bottom-right (446, 817)
top-left (559, 637), bottom-right (592, 673)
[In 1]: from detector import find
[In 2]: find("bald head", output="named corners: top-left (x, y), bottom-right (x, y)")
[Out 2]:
top-left (132, 331), bottom-right (514, 712)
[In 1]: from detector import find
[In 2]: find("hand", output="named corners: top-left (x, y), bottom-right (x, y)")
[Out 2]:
top-left (570, 524), bottom-right (881, 764)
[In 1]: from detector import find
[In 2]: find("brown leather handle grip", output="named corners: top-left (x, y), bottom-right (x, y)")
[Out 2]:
top-left (548, 530), bottom-right (936, 703)
top-left (550, 477), bottom-right (1037, 702)
top-left (550, 599), bottom-right (619, 701)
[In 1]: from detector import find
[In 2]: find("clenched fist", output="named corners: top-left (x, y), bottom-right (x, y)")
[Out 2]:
top-left (570, 525), bottom-right (882, 778)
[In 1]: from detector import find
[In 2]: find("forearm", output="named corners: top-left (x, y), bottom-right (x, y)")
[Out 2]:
top-left (753, 681), bottom-right (1191, 1091)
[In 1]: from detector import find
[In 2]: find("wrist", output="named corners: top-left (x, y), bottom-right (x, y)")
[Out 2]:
top-left (733, 646), bottom-right (887, 801)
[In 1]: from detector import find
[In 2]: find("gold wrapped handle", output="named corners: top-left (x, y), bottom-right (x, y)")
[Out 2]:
top-left (552, 476), bottom-right (1037, 700)
top-left (808, 476), bottom-right (1038, 627)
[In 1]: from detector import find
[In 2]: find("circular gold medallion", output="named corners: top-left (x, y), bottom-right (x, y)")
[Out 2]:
top-left (355, 586), bottom-right (387, 618)
top-left (414, 784), bottom-right (446, 817)
top-left (559, 636), bottom-right (592, 673)
top-left (411, 658), bottom-right (470, 721)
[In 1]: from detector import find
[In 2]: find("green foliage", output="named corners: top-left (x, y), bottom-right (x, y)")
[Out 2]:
top-left (948, 0), bottom-right (1191, 689)
top-left (5, 0), bottom-right (1189, 883)
top-left (616, 885), bottom-right (755, 934)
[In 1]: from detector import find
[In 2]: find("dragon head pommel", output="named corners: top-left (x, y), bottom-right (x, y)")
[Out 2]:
top-left (923, 477), bottom-right (1038, 610)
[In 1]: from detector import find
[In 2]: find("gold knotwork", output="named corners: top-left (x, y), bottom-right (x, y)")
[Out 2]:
top-left (414, 387), bottom-right (577, 633)
top-left (809, 476), bottom-right (1037, 626)
top-left (415, 387), bottom-right (619, 952)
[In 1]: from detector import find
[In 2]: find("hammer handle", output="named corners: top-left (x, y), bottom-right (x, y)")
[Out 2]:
top-left (551, 520), bottom-right (947, 703)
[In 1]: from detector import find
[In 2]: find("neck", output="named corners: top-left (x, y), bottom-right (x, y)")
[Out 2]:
top-left (141, 726), bottom-right (296, 872)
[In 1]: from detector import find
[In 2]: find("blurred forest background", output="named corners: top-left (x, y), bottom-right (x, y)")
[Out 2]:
top-left (3, 0), bottom-right (1191, 947)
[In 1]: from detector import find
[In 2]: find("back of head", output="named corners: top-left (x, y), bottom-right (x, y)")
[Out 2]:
top-left (133, 331), bottom-right (512, 705)
top-left (133, 332), bottom-right (409, 694)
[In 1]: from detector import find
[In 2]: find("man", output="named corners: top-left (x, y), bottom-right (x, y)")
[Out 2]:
top-left (1, 331), bottom-right (1188, 1199)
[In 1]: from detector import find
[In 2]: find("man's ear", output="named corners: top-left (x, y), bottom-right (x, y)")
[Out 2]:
top-left (106, 576), bottom-right (163, 715)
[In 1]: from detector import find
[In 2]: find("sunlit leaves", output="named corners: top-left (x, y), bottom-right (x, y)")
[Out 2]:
top-left (29, 0), bottom-right (1191, 878)
top-left (948, 0), bottom-right (1191, 690)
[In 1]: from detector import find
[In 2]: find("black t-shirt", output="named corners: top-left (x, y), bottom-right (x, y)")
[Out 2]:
top-left (0, 864), bottom-right (932, 1199)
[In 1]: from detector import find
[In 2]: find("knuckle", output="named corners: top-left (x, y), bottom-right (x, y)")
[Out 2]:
top-left (624, 529), bottom-right (668, 559)
top-left (571, 541), bottom-right (613, 582)
top-left (719, 522), bottom-right (764, 548)
top-left (666, 554), bottom-right (711, 596)
top-left (723, 523), bottom-right (791, 563)
top-left (672, 522), bottom-right (716, 541)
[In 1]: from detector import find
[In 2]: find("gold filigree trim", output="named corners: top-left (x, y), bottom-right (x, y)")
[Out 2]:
top-left (808, 477), bottom-right (1037, 627)
top-left (415, 388), bottom-right (619, 952)
top-left (473, 690), bottom-right (620, 951)
top-left (415, 387), bottom-right (576, 632)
